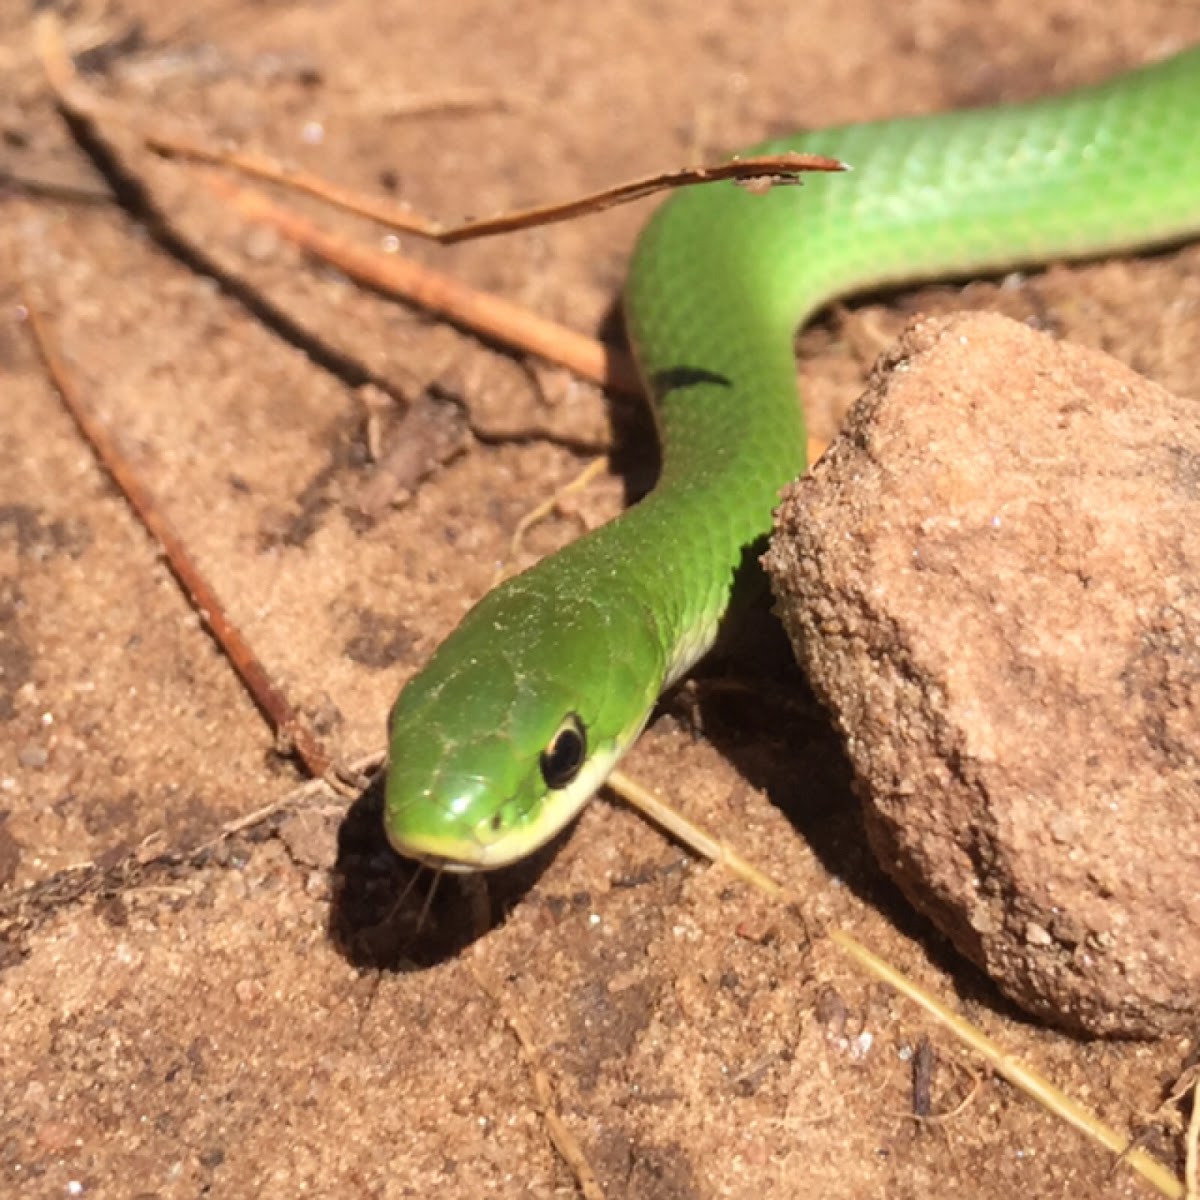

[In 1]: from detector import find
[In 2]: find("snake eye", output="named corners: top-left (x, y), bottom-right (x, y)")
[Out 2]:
top-left (540, 714), bottom-right (586, 789)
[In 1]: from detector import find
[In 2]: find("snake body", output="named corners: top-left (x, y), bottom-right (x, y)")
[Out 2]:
top-left (384, 48), bottom-right (1200, 868)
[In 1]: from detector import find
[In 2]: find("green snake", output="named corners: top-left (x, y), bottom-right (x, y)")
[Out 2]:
top-left (384, 48), bottom-right (1200, 869)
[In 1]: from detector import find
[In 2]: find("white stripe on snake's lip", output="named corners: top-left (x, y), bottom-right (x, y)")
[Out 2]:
top-left (384, 732), bottom-right (640, 871)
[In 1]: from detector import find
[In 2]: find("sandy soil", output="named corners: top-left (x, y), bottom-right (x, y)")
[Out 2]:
top-left (2, 1), bottom-right (1198, 1197)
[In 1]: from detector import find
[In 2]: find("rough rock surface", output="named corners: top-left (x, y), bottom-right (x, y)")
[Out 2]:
top-left (764, 312), bottom-right (1200, 1037)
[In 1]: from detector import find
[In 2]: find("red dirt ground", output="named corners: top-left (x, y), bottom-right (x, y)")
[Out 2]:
top-left (2, 2), bottom-right (1198, 1197)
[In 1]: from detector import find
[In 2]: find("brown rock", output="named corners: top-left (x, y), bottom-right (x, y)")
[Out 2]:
top-left (764, 312), bottom-right (1200, 1037)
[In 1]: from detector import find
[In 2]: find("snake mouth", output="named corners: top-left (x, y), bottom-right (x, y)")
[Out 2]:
top-left (383, 822), bottom-right (489, 872)
top-left (400, 850), bottom-right (481, 874)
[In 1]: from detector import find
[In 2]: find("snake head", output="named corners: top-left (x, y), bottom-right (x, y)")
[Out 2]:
top-left (383, 554), bottom-right (664, 870)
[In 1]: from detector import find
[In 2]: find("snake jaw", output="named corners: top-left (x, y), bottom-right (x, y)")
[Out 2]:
top-left (383, 728), bottom-right (639, 870)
